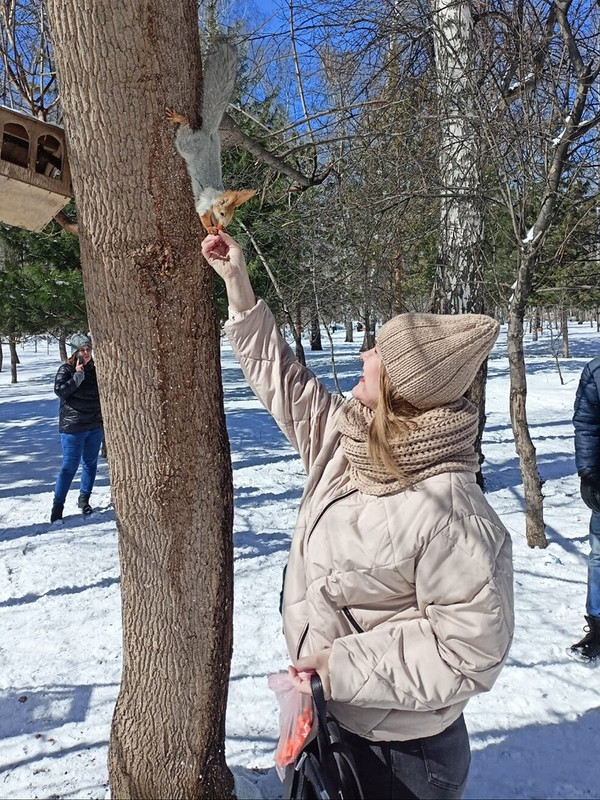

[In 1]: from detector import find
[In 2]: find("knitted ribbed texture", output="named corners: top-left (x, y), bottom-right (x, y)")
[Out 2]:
top-left (376, 312), bottom-right (500, 410)
top-left (337, 397), bottom-right (479, 496)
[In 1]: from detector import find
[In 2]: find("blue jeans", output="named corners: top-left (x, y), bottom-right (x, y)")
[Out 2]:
top-left (335, 714), bottom-right (470, 799)
top-left (587, 512), bottom-right (600, 620)
top-left (53, 428), bottom-right (104, 505)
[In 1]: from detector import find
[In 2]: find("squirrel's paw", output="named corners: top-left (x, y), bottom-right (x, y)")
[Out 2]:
top-left (198, 211), bottom-right (219, 234)
top-left (166, 108), bottom-right (189, 126)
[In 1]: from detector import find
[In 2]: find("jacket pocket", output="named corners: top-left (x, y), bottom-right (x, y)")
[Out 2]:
top-left (342, 606), bottom-right (364, 634)
top-left (420, 714), bottom-right (471, 792)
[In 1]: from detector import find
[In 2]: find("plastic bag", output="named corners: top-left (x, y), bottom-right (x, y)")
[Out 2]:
top-left (268, 670), bottom-right (315, 776)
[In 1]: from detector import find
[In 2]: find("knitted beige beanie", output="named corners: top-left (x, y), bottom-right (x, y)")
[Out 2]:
top-left (376, 312), bottom-right (500, 410)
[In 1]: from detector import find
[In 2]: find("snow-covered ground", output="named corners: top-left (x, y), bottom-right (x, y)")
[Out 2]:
top-left (0, 320), bottom-right (599, 799)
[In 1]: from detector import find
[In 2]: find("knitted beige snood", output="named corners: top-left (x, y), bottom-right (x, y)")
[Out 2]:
top-left (337, 310), bottom-right (499, 496)
top-left (337, 397), bottom-right (479, 496)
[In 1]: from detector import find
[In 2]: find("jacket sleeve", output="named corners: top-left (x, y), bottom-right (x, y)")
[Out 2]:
top-left (573, 359), bottom-right (600, 474)
top-left (225, 299), bottom-right (345, 474)
top-left (328, 516), bottom-right (514, 711)
top-left (54, 363), bottom-right (85, 400)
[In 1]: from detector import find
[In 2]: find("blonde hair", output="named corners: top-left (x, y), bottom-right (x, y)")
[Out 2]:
top-left (367, 364), bottom-right (420, 482)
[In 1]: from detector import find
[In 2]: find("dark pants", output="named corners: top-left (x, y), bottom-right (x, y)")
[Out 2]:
top-left (341, 714), bottom-right (471, 800)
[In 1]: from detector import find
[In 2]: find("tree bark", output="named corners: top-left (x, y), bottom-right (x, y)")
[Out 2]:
top-left (532, 309), bottom-right (540, 341)
top-left (45, 2), bottom-right (235, 797)
top-left (561, 306), bottom-right (569, 358)
top-left (310, 311), bottom-right (323, 350)
top-left (360, 309), bottom-right (375, 351)
top-left (293, 303), bottom-right (306, 365)
top-left (58, 333), bottom-right (67, 362)
top-left (430, 0), bottom-right (484, 317)
top-left (508, 259), bottom-right (547, 548)
top-left (429, 0), bottom-right (488, 486)
top-left (9, 335), bottom-right (18, 383)
top-left (464, 360), bottom-right (488, 487)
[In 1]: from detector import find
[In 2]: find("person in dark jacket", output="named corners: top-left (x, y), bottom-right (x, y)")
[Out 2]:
top-left (50, 334), bottom-right (103, 523)
top-left (570, 355), bottom-right (600, 663)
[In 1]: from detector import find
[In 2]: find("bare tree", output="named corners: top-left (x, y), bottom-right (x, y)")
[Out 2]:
top-left (45, 0), bottom-right (235, 796)
top-left (0, 0), bottom-right (57, 119)
top-left (486, 0), bottom-right (600, 548)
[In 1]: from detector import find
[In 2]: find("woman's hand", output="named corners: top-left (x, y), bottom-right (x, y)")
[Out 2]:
top-left (201, 230), bottom-right (246, 281)
top-left (291, 649), bottom-right (332, 700)
top-left (288, 666), bottom-right (317, 696)
top-left (201, 230), bottom-right (255, 314)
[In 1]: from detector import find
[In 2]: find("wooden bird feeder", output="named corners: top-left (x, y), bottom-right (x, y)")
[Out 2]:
top-left (0, 105), bottom-right (73, 233)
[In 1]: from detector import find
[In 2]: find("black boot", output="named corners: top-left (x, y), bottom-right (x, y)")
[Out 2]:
top-left (50, 502), bottom-right (64, 523)
top-left (77, 493), bottom-right (93, 516)
top-left (568, 615), bottom-right (600, 663)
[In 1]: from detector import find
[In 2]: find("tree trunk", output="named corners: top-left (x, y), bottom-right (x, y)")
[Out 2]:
top-left (9, 336), bottom-right (18, 383)
top-left (294, 303), bottom-right (306, 365)
top-left (361, 309), bottom-right (375, 351)
top-left (507, 261), bottom-right (547, 548)
top-left (0, 339), bottom-right (3, 371)
top-left (344, 317), bottom-right (353, 343)
top-left (430, 0), bottom-right (483, 317)
top-left (310, 312), bottom-right (323, 350)
top-left (532, 308), bottom-right (540, 341)
top-left (59, 333), bottom-right (68, 362)
top-left (45, 2), bottom-right (235, 798)
top-left (428, 0), bottom-right (490, 485)
top-left (464, 361), bottom-right (488, 489)
top-left (393, 251), bottom-right (402, 315)
top-left (561, 306), bottom-right (569, 358)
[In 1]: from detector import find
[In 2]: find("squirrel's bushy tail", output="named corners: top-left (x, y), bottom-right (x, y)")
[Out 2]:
top-left (201, 36), bottom-right (238, 134)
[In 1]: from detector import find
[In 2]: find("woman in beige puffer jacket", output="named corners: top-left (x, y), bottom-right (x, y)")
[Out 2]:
top-left (202, 231), bottom-right (514, 800)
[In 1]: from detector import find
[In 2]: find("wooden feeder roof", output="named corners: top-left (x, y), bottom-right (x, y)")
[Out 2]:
top-left (0, 106), bottom-right (73, 233)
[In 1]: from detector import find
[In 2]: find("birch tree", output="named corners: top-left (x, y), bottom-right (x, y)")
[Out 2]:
top-left (45, 1), bottom-right (235, 796)
top-left (428, 0), bottom-right (490, 484)
top-left (430, 0), bottom-right (484, 316)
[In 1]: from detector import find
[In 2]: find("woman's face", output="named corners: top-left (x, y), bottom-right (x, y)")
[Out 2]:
top-left (76, 346), bottom-right (92, 365)
top-left (351, 346), bottom-right (381, 410)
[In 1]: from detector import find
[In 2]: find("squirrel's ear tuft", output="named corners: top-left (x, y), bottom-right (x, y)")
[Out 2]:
top-left (230, 189), bottom-right (257, 208)
top-left (214, 189), bottom-right (257, 211)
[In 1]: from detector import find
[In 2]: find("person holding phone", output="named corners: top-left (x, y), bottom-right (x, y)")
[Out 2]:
top-left (50, 334), bottom-right (103, 523)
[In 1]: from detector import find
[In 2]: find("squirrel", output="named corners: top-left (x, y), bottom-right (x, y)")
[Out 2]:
top-left (166, 36), bottom-right (256, 233)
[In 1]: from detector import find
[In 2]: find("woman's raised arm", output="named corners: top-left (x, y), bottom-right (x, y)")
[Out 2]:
top-left (201, 230), bottom-right (256, 315)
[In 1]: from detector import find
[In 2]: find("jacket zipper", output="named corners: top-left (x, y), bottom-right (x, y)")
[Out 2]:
top-left (342, 606), bottom-right (364, 634)
top-left (305, 488), bottom-right (358, 546)
top-left (294, 488), bottom-right (359, 660)
top-left (296, 623), bottom-right (309, 660)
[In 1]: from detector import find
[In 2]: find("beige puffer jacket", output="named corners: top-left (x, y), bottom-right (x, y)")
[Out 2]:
top-left (225, 300), bottom-right (514, 742)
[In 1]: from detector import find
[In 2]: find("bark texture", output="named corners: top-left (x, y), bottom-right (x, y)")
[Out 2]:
top-left (430, 0), bottom-right (484, 317)
top-left (9, 336), bottom-right (18, 383)
top-left (508, 259), bottom-right (547, 549)
top-left (429, 0), bottom-right (488, 487)
top-left (45, 2), bottom-right (235, 797)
